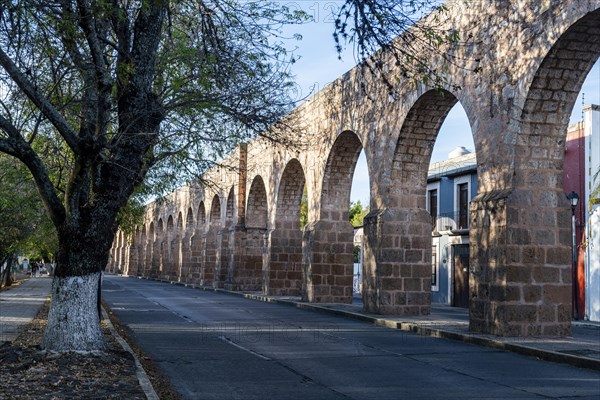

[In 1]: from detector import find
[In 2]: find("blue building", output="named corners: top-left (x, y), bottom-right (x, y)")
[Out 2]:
top-left (427, 147), bottom-right (477, 307)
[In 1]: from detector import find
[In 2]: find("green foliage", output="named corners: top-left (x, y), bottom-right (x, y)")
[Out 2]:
top-left (349, 200), bottom-right (369, 227)
top-left (332, 1), bottom-right (467, 91)
top-left (116, 197), bottom-right (146, 240)
top-left (299, 185), bottom-right (308, 230)
top-left (0, 155), bottom-right (57, 262)
top-left (353, 245), bottom-right (361, 263)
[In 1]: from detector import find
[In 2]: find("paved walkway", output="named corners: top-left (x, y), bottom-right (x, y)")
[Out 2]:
top-left (0, 277), bottom-right (52, 342)
top-left (134, 275), bottom-right (600, 371)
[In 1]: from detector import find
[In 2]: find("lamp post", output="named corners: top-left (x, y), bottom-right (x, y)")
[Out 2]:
top-left (566, 191), bottom-right (579, 320)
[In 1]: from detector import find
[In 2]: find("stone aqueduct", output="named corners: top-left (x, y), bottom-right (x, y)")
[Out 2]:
top-left (107, 0), bottom-right (600, 337)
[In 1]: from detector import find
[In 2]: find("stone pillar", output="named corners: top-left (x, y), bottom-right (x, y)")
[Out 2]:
top-left (267, 224), bottom-right (303, 296)
top-left (151, 238), bottom-right (161, 278)
top-left (222, 226), bottom-right (264, 291)
top-left (145, 239), bottom-right (153, 277)
top-left (115, 237), bottom-right (123, 273)
top-left (215, 228), bottom-right (229, 288)
top-left (174, 234), bottom-right (183, 282)
top-left (167, 236), bottom-right (177, 280)
top-left (469, 189), bottom-right (572, 336)
top-left (108, 243), bottom-right (116, 272)
top-left (125, 242), bottom-right (136, 276)
top-left (188, 231), bottom-right (202, 284)
top-left (138, 241), bottom-right (147, 276)
top-left (203, 228), bottom-right (219, 286)
top-left (302, 220), bottom-right (354, 303)
top-left (224, 226), bottom-right (242, 290)
top-left (362, 209), bottom-right (431, 315)
top-left (237, 227), bottom-right (266, 291)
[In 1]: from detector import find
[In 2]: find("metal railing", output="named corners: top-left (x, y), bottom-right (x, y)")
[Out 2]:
top-left (431, 210), bottom-right (470, 232)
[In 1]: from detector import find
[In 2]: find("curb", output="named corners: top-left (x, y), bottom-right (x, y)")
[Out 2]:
top-left (125, 275), bottom-right (600, 372)
top-left (101, 307), bottom-right (159, 400)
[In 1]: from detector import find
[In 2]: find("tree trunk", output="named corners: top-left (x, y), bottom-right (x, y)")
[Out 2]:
top-left (43, 226), bottom-right (114, 352)
top-left (43, 272), bottom-right (106, 351)
top-left (1, 256), bottom-right (14, 287)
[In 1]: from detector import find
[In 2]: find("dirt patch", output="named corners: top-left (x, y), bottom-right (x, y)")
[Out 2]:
top-left (0, 299), bottom-right (181, 399)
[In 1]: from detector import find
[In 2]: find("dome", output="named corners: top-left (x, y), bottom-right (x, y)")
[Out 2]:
top-left (448, 146), bottom-right (471, 159)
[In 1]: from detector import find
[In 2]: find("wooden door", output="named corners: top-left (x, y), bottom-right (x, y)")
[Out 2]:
top-left (453, 244), bottom-right (470, 308)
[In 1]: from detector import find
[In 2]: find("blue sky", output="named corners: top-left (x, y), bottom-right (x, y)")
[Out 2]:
top-left (281, 2), bottom-right (600, 206)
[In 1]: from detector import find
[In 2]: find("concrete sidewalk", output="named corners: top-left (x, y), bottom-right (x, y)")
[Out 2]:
top-left (0, 277), bottom-right (52, 342)
top-left (133, 275), bottom-right (600, 371)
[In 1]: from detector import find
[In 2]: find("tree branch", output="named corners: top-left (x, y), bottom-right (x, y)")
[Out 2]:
top-left (0, 47), bottom-right (81, 153)
top-left (0, 115), bottom-right (66, 227)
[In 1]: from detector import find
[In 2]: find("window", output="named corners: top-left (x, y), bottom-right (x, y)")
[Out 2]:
top-left (428, 189), bottom-right (438, 229)
top-left (458, 182), bottom-right (469, 229)
top-left (427, 181), bottom-right (440, 231)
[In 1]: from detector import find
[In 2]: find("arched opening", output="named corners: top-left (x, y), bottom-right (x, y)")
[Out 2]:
top-left (428, 103), bottom-right (475, 310)
top-left (349, 149), bottom-right (370, 299)
top-left (304, 131), bottom-right (363, 303)
top-left (115, 231), bottom-right (124, 273)
top-left (175, 212), bottom-right (184, 281)
top-left (156, 218), bottom-right (165, 276)
top-left (241, 176), bottom-right (268, 291)
top-left (139, 226), bottom-right (147, 276)
top-left (190, 202), bottom-right (206, 285)
top-left (204, 195), bottom-right (221, 286)
top-left (219, 187), bottom-right (235, 288)
top-left (126, 227), bottom-right (138, 276)
top-left (268, 159), bottom-right (306, 296)
top-left (165, 215), bottom-right (175, 280)
top-left (181, 207), bottom-right (194, 283)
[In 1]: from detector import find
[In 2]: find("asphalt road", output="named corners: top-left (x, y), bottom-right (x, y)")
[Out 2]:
top-left (102, 276), bottom-right (600, 400)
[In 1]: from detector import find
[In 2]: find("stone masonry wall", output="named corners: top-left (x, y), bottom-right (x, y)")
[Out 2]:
top-left (108, 0), bottom-right (600, 337)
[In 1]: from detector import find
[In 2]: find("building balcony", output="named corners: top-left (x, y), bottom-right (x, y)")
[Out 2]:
top-left (431, 211), bottom-right (469, 234)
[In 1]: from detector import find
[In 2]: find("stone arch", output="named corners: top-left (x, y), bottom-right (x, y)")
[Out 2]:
top-left (174, 212), bottom-right (184, 281)
top-left (220, 187), bottom-right (236, 288)
top-left (390, 89), bottom-right (460, 201)
top-left (470, 8), bottom-right (600, 337)
top-left (119, 230), bottom-right (127, 274)
top-left (365, 89), bottom-right (467, 315)
top-left (147, 221), bottom-right (157, 277)
top-left (110, 231), bottom-right (117, 273)
top-left (124, 228), bottom-right (137, 276)
top-left (320, 131), bottom-right (364, 221)
top-left (304, 131), bottom-right (364, 303)
top-left (181, 207), bottom-right (194, 283)
top-left (204, 195), bottom-right (221, 286)
top-left (165, 215), bottom-right (175, 279)
top-left (238, 176), bottom-right (268, 291)
top-left (210, 195), bottom-right (221, 222)
top-left (198, 201), bottom-right (207, 227)
top-left (189, 201), bottom-right (206, 285)
top-left (267, 159), bottom-right (306, 295)
top-left (155, 218), bottom-right (164, 276)
top-left (246, 176), bottom-right (268, 228)
top-left (139, 225), bottom-right (147, 276)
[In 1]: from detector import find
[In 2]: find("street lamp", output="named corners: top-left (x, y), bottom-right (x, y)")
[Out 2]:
top-left (566, 191), bottom-right (579, 320)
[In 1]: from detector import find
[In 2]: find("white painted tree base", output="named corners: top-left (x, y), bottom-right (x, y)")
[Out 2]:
top-left (43, 273), bottom-right (106, 352)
